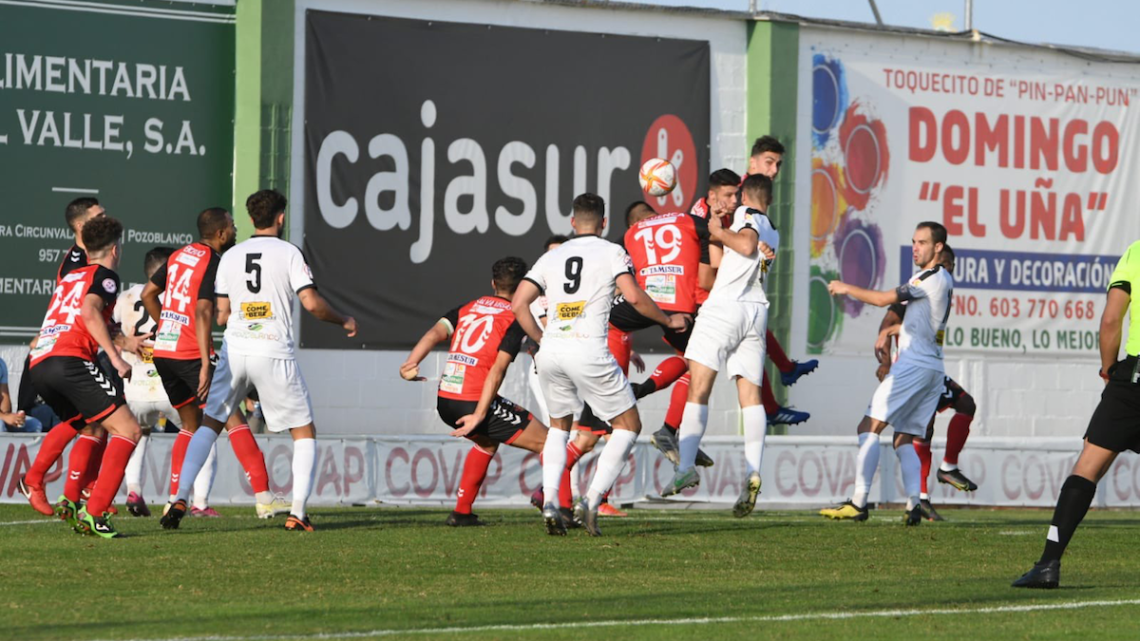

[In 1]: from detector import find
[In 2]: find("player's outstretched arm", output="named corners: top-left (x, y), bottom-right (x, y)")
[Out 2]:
top-left (511, 280), bottom-right (544, 344)
top-left (828, 281), bottom-right (898, 308)
top-left (298, 288), bottom-right (357, 337)
top-left (141, 281), bottom-right (164, 326)
top-left (453, 351), bottom-right (514, 438)
top-left (1099, 287), bottom-right (1130, 380)
top-left (81, 293), bottom-right (130, 380)
top-left (401, 321), bottom-right (449, 382)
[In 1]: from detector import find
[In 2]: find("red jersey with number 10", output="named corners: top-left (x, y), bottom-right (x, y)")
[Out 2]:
top-left (29, 265), bottom-right (120, 367)
top-left (150, 242), bottom-right (220, 360)
top-left (623, 212), bottom-right (710, 314)
top-left (437, 295), bottom-right (525, 402)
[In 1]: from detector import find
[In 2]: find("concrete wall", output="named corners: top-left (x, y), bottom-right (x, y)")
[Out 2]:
top-left (288, 0), bottom-right (751, 436)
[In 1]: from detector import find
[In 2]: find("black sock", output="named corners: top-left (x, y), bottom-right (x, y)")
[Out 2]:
top-left (1040, 475), bottom-right (1097, 564)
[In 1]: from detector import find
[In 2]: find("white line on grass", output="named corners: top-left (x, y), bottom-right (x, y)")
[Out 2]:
top-left (95, 597), bottom-right (1140, 641)
top-left (0, 519), bottom-right (59, 527)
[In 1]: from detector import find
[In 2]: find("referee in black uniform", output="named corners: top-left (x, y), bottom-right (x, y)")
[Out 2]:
top-left (1014, 240), bottom-right (1140, 588)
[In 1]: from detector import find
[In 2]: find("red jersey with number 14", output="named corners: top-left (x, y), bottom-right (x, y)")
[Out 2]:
top-left (624, 212), bottom-right (710, 314)
top-left (437, 295), bottom-right (525, 402)
top-left (29, 265), bottom-right (120, 367)
top-left (150, 242), bottom-right (220, 360)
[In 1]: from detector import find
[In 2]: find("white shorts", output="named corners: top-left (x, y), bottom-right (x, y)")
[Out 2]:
top-left (536, 347), bottom-right (635, 422)
top-left (866, 362), bottom-right (944, 436)
top-left (684, 300), bottom-right (768, 386)
top-left (205, 348), bottom-right (313, 432)
top-left (128, 399), bottom-right (181, 429)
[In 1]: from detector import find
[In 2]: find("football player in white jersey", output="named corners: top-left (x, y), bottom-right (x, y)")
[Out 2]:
top-left (114, 247), bottom-right (222, 518)
top-left (160, 190), bottom-right (357, 532)
top-left (821, 221), bottom-right (953, 525)
top-left (513, 193), bottom-right (688, 536)
top-left (661, 174), bottom-right (779, 519)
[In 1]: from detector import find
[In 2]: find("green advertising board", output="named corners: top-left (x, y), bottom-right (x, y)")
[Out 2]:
top-left (0, 0), bottom-right (235, 340)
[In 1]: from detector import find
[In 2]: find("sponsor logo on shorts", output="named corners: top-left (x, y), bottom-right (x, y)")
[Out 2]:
top-left (241, 302), bottom-right (273, 320)
top-left (555, 301), bottom-right (585, 321)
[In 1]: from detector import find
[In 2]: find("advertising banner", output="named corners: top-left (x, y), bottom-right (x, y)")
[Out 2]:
top-left (0, 1), bottom-right (235, 337)
top-left (300, 11), bottom-right (710, 349)
top-left (802, 31), bottom-right (1140, 356)
top-left (2, 434), bottom-right (1135, 509)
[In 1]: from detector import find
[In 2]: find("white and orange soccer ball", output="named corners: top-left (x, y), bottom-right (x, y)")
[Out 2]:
top-left (639, 158), bottom-right (677, 197)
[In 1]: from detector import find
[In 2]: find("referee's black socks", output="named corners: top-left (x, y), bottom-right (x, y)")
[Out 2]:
top-left (1040, 475), bottom-right (1098, 564)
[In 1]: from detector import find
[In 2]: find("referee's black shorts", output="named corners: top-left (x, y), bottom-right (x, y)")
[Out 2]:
top-left (1085, 355), bottom-right (1140, 453)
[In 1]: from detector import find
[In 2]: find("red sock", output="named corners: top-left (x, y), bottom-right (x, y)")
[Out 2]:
top-left (80, 434), bottom-right (108, 495)
top-left (648, 356), bottom-right (688, 391)
top-left (85, 435), bottom-right (136, 516)
top-left (227, 424), bottom-right (270, 493)
top-left (26, 420), bottom-right (79, 486)
top-left (455, 446), bottom-right (493, 515)
top-left (766, 329), bottom-right (793, 372)
top-left (914, 438), bottom-right (932, 495)
top-left (664, 374), bottom-right (689, 431)
top-left (64, 434), bottom-right (101, 502)
top-left (761, 373), bottom-right (779, 415)
top-left (169, 429), bottom-right (193, 497)
top-left (944, 413), bottom-right (973, 466)
top-left (559, 442), bottom-right (583, 509)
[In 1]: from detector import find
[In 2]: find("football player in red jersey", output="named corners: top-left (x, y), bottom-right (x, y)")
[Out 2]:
top-left (18, 198), bottom-right (132, 519)
top-left (401, 257), bottom-right (550, 527)
top-left (25, 216), bottom-right (143, 538)
top-left (142, 208), bottom-right (281, 517)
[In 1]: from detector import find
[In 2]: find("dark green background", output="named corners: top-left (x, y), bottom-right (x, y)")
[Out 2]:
top-left (0, 0), bottom-right (234, 339)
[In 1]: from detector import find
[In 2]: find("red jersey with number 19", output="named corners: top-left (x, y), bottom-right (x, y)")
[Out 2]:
top-left (29, 265), bottom-right (120, 367)
top-left (150, 242), bottom-right (220, 360)
top-left (623, 212), bottom-right (710, 314)
top-left (437, 296), bottom-right (525, 402)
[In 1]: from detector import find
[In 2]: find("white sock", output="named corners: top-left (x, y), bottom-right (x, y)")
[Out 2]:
top-left (678, 403), bottom-right (709, 472)
top-left (192, 442), bottom-right (218, 510)
top-left (586, 429), bottom-right (638, 510)
top-left (920, 492), bottom-right (930, 500)
top-left (898, 443), bottom-right (922, 511)
top-left (852, 432), bottom-right (879, 508)
top-left (291, 438), bottom-right (317, 519)
top-left (125, 433), bottom-right (149, 494)
top-left (939, 461), bottom-right (959, 472)
top-left (742, 405), bottom-right (767, 476)
top-left (541, 428), bottom-right (569, 508)
top-left (175, 429), bottom-right (219, 503)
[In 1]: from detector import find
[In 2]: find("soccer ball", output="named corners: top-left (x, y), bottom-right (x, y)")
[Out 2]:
top-left (639, 158), bottom-right (677, 197)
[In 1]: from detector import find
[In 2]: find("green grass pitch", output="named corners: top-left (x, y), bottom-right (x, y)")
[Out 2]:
top-left (3, 504), bottom-right (1140, 640)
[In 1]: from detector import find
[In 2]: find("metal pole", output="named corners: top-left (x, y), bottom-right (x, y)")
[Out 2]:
top-left (964, 0), bottom-right (973, 30)
top-left (867, 0), bottom-right (884, 26)
top-left (750, 0), bottom-right (757, 14)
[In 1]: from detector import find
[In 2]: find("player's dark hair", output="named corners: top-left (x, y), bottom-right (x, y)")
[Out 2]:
top-left (246, 189), bottom-right (287, 229)
top-left (543, 234), bottom-right (570, 251)
top-left (197, 207), bottom-right (231, 239)
top-left (750, 136), bottom-right (785, 158)
top-left (571, 193), bottom-right (605, 223)
top-left (82, 216), bottom-right (124, 256)
top-left (708, 168), bottom-right (741, 188)
top-left (144, 247), bottom-right (175, 276)
top-left (917, 221), bottom-right (948, 247)
top-left (65, 197), bottom-right (100, 232)
top-left (624, 200), bottom-right (654, 226)
top-left (941, 244), bottom-right (955, 260)
top-left (740, 174), bottom-right (773, 208)
top-left (492, 256), bottom-right (528, 295)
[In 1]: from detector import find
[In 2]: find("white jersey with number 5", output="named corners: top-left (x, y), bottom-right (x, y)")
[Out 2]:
top-left (215, 236), bottom-right (314, 360)
top-left (706, 206), bottom-right (779, 306)
top-left (523, 235), bottom-right (632, 353)
top-left (112, 283), bottom-right (166, 403)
